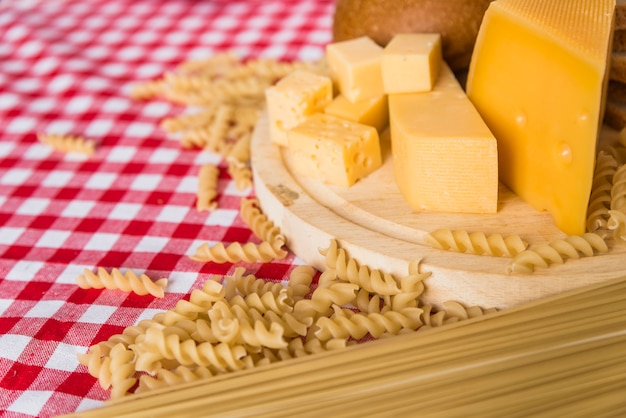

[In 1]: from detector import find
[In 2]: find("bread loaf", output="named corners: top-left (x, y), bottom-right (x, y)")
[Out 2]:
top-left (332, 0), bottom-right (493, 71)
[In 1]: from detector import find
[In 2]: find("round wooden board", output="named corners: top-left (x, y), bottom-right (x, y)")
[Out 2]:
top-left (251, 111), bottom-right (626, 310)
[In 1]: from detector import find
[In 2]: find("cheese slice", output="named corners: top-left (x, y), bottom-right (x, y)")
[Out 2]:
top-left (382, 33), bottom-right (442, 94)
top-left (326, 36), bottom-right (385, 103)
top-left (390, 63), bottom-right (498, 214)
top-left (265, 70), bottom-right (333, 146)
top-left (287, 113), bottom-right (382, 187)
top-left (324, 94), bottom-right (389, 132)
top-left (466, 0), bottom-right (615, 235)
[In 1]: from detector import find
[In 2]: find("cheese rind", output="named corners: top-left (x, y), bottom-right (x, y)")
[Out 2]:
top-left (326, 36), bottom-right (385, 103)
top-left (287, 113), bottom-right (382, 187)
top-left (265, 70), bottom-right (333, 146)
top-left (390, 63), bottom-right (498, 214)
top-left (466, 0), bottom-right (615, 235)
top-left (382, 33), bottom-right (442, 94)
top-left (324, 94), bottom-right (389, 132)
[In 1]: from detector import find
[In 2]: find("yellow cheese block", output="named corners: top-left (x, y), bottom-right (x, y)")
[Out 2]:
top-left (382, 33), bottom-right (442, 94)
top-left (324, 94), bottom-right (389, 132)
top-left (326, 36), bottom-right (385, 103)
top-left (265, 70), bottom-right (333, 146)
top-left (287, 113), bottom-right (382, 187)
top-left (466, 0), bottom-right (615, 235)
top-left (390, 63), bottom-right (498, 214)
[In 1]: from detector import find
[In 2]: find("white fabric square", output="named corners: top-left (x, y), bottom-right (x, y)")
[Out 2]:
top-left (46, 119), bottom-right (76, 136)
top-left (0, 227), bottom-right (25, 245)
top-left (206, 208), bottom-right (238, 227)
top-left (1, 168), bottom-right (31, 185)
top-left (0, 334), bottom-right (31, 361)
top-left (8, 391), bottom-right (54, 416)
top-left (148, 148), bottom-right (179, 164)
top-left (6, 260), bottom-right (44, 282)
top-left (83, 232), bottom-right (120, 251)
top-left (175, 175), bottom-right (198, 193)
top-left (61, 200), bottom-right (96, 218)
top-left (85, 119), bottom-right (114, 138)
top-left (106, 146), bottom-right (136, 163)
top-left (224, 181), bottom-right (249, 196)
top-left (0, 298), bottom-right (14, 316)
top-left (0, 92), bottom-right (19, 110)
top-left (134, 308), bottom-right (165, 323)
top-left (124, 121), bottom-right (154, 138)
top-left (101, 97), bottom-right (130, 114)
top-left (42, 170), bottom-right (74, 187)
top-left (24, 300), bottom-right (65, 318)
top-left (58, 264), bottom-right (93, 285)
top-left (101, 62), bottom-right (130, 77)
top-left (130, 174), bottom-right (162, 191)
top-left (149, 45), bottom-right (179, 61)
top-left (75, 398), bottom-right (105, 413)
top-left (108, 202), bottom-right (142, 220)
top-left (23, 143), bottom-right (53, 160)
top-left (78, 304), bottom-right (117, 324)
top-left (6, 116), bottom-right (37, 134)
top-left (134, 236), bottom-right (169, 253)
top-left (15, 77), bottom-right (43, 93)
top-left (85, 172), bottom-right (117, 189)
top-left (0, 142), bottom-right (15, 157)
top-left (28, 96), bottom-right (58, 113)
top-left (45, 342), bottom-right (82, 372)
top-left (31, 56), bottom-right (60, 76)
top-left (16, 198), bottom-right (50, 216)
top-left (165, 271), bottom-right (197, 294)
top-left (141, 101), bottom-right (172, 118)
top-left (48, 73), bottom-right (76, 93)
top-left (66, 95), bottom-right (94, 114)
top-left (297, 45), bottom-right (324, 62)
top-left (156, 205), bottom-right (189, 224)
top-left (36, 230), bottom-right (71, 248)
top-left (17, 39), bottom-right (44, 57)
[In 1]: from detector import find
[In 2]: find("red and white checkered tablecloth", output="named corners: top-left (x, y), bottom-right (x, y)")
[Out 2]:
top-left (0, 0), bottom-right (333, 416)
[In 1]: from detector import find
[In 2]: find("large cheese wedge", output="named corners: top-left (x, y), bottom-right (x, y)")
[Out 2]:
top-left (466, 0), bottom-right (615, 235)
top-left (390, 63), bottom-right (498, 214)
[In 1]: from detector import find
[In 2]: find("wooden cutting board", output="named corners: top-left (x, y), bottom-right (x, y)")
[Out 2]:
top-left (251, 112), bottom-right (626, 310)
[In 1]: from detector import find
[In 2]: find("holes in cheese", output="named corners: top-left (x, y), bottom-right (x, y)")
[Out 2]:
top-left (466, 0), bottom-right (615, 235)
top-left (389, 63), bottom-right (498, 214)
top-left (286, 113), bottom-right (382, 187)
top-left (265, 70), bottom-right (333, 146)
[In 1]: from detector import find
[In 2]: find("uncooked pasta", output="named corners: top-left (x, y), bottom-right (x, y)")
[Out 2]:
top-left (37, 132), bottom-right (96, 155)
top-left (75, 267), bottom-right (168, 297)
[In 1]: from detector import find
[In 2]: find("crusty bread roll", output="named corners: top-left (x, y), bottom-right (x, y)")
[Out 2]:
top-left (332, 0), bottom-right (493, 71)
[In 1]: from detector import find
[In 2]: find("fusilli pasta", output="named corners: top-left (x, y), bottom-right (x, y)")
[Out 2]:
top-left (425, 228), bottom-right (528, 257)
top-left (75, 267), bottom-right (168, 297)
top-left (37, 132), bottom-right (96, 155)
top-left (196, 163), bottom-right (219, 211)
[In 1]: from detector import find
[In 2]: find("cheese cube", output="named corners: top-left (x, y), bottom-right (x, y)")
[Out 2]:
top-left (466, 0), bottom-right (614, 234)
top-left (265, 70), bottom-right (333, 146)
top-left (326, 36), bottom-right (385, 103)
top-left (324, 94), bottom-right (389, 132)
top-left (390, 63), bottom-right (498, 214)
top-left (287, 113), bottom-right (382, 187)
top-left (382, 33), bottom-right (442, 94)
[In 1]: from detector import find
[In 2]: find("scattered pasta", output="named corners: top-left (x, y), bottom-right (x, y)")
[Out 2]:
top-left (506, 233), bottom-right (609, 274)
top-left (196, 163), bottom-right (219, 212)
top-left (425, 228), bottom-right (528, 257)
top-left (37, 132), bottom-right (96, 155)
top-left (75, 267), bottom-right (168, 298)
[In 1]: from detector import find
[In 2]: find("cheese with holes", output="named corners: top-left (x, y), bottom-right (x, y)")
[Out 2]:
top-left (382, 33), bottom-right (442, 94)
top-left (466, 0), bottom-right (615, 235)
top-left (326, 36), bottom-right (385, 103)
top-left (265, 70), bottom-right (333, 146)
top-left (324, 94), bottom-right (389, 132)
top-left (287, 113), bottom-right (382, 187)
top-left (390, 63), bottom-right (498, 214)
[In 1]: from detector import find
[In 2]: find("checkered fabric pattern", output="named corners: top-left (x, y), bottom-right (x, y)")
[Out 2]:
top-left (0, 0), bottom-right (333, 416)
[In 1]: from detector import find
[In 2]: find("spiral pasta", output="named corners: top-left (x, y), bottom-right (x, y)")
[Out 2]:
top-left (239, 197), bottom-right (285, 246)
top-left (314, 307), bottom-right (423, 341)
top-left (227, 160), bottom-right (253, 191)
top-left (425, 228), bottom-right (528, 257)
top-left (191, 240), bottom-right (288, 264)
top-left (196, 163), bottom-right (219, 211)
top-left (320, 240), bottom-right (401, 296)
top-left (506, 233), bottom-right (609, 274)
top-left (75, 267), bottom-right (168, 297)
top-left (37, 132), bottom-right (96, 156)
top-left (586, 150), bottom-right (619, 232)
